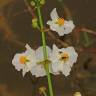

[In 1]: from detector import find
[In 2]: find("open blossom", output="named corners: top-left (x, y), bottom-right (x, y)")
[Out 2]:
top-left (12, 44), bottom-right (36, 76)
top-left (50, 44), bottom-right (78, 76)
top-left (30, 46), bottom-right (52, 77)
top-left (47, 8), bottom-right (75, 36)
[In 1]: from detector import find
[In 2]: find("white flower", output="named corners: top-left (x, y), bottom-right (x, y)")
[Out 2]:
top-left (50, 44), bottom-right (78, 76)
top-left (74, 92), bottom-right (82, 96)
top-left (30, 46), bottom-right (52, 77)
top-left (47, 8), bottom-right (75, 36)
top-left (12, 44), bottom-right (36, 76)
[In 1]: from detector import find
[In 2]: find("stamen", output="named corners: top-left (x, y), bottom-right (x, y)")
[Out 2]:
top-left (19, 56), bottom-right (28, 64)
top-left (60, 53), bottom-right (69, 62)
top-left (56, 18), bottom-right (65, 26)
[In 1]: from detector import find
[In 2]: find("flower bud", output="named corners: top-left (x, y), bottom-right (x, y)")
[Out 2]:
top-left (31, 1), bottom-right (36, 6)
top-left (32, 18), bottom-right (38, 28)
top-left (40, 0), bottom-right (45, 5)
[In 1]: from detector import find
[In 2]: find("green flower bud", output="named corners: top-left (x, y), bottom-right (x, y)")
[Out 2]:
top-left (31, 1), bottom-right (36, 6)
top-left (32, 18), bottom-right (38, 28)
top-left (40, 0), bottom-right (45, 5)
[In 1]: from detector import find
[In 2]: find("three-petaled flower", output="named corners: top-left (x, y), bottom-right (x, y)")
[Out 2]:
top-left (47, 8), bottom-right (75, 36)
top-left (12, 44), bottom-right (36, 76)
top-left (50, 44), bottom-right (78, 76)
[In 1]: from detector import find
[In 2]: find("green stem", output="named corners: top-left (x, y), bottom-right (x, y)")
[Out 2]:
top-left (36, 1), bottom-right (54, 96)
top-left (37, 7), bottom-right (47, 59)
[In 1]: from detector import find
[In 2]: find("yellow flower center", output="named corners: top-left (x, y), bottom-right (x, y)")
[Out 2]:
top-left (19, 56), bottom-right (27, 64)
top-left (56, 18), bottom-right (65, 26)
top-left (59, 52), bottom-right (69, 62)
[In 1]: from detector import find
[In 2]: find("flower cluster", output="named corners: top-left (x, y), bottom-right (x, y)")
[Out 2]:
top-left (11, 5), bottom-right (79, 96)
top-left (12, 8), bottom-right (78, 78)
top-left (12, 44), bottom-right (78, 77)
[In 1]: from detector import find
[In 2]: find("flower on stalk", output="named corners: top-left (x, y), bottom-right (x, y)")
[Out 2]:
top-left (47, 8), bottom-right (75, 36)
top-left (12, 44), bottom-right (36, 76)
top-left (74, 92), bottom-right (82, 96)
top-left (50, 44), bottom-right (78, 76)
top-left (30, 46), bottom-right (52, 77)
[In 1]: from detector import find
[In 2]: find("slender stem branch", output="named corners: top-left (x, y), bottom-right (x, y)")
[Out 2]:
top-left (36, 1), bottom-right (54, 96)
top-left (47, 31), bottom-right (68, 47)
top-left (24, 0), bottom-right (36, 18)
top-left (36, 5), bottom-right (47, 59)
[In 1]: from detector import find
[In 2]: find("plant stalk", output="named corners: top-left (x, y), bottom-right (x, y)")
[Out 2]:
top-left (36, 1), bottom-right (54, 96)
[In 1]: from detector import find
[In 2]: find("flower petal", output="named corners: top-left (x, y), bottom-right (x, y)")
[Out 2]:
top-left (50, 8), bottom-right (59, 20)
top-left (36, 46), bottom-right (52, 61)
top-left (62, 64), bottom-right (71, 76)
top-left (22, 66), bottom-right (28, 77)
top-left (63, 20), bottom-right (75, 34)
top-left (62, 47), bottom-right (78, 67)
top-left (12, 53), bottom-right (24, 71)
top-left (56, 27), bottom-right (65, 36)
top-left (47, 20), bottom-right (53, 25)
top-left (52, 61), bottom-right (61, 73)
top-left (31, 65), bottom-right (46, 77)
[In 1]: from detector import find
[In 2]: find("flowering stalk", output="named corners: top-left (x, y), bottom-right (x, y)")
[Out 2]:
top-left (35, 0), bottom-right (54, 96)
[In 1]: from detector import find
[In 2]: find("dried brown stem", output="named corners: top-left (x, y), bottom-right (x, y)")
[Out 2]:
top-left (74, 26), bottom-right (96, 36)
top-left (24, 0), bottom-right (36, 18)
top-left (81, 28), bottom-right (96, 35)
top-left (47, 31), bottom-right (69, 47)
top-left (0, 15), bottom-right (25, 48)
top-left (12, 9), bottom-right (29, 17)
